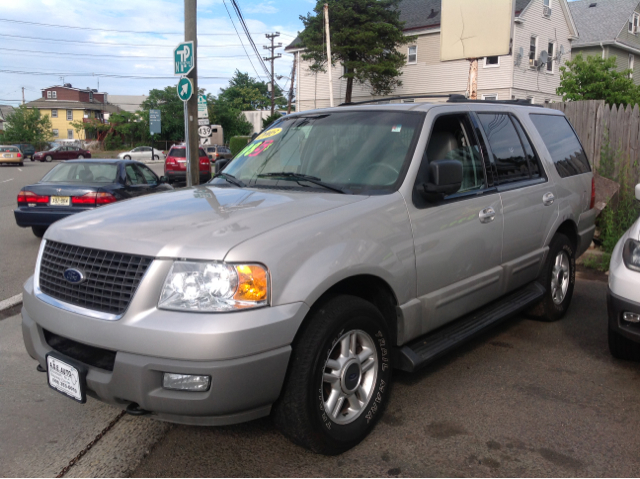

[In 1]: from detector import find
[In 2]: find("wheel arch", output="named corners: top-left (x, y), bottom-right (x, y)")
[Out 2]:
top-left (551, 219), bottom-right (579, 252)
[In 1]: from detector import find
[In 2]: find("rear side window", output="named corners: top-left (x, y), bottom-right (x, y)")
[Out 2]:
top-left (529, 114), bottom-right (591, 177)
top-left (477, 113), bottom-right (529, 183)
top-left (199, 148), bottom-right (207, 157)
top-left (511, 117), bottom-right (541, 178)
top-left (168, 148), bottom-right (186, 158)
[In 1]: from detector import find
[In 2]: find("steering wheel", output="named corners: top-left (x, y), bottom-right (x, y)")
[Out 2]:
top-left (367, 162), bottom-right (400, 177)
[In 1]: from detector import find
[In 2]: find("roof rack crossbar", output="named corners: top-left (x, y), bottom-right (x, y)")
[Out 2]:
top-left (338, 94), bottom-right (546, 108)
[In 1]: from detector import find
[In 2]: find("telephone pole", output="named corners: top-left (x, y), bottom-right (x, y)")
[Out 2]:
top-left (185, 0), bottom-right (199, 185)
top-left (21, 87), bottom-right (25, 105)
top-left (287, 56), bottom-right (296, 114)
top-left (263, 32), bottom-right (282, 116)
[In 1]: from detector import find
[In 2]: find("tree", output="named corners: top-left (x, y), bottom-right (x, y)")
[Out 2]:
top-left (208, 96), bottom-right (253, 142)
top-left (557, 53), bottom-right (640, 106)
top-left (299, 0), bottom-right (412, 104)
top-left (140, 86), bottom-right (187, 141)
top-left (1, 106), bottom-right (54, 148)
top-left (217, 70), bottom-right (287, 111)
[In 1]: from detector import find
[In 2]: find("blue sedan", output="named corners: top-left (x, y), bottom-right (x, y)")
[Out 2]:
top-left (14, 159), bottom-right (173, 237)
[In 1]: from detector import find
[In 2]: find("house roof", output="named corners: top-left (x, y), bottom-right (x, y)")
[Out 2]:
top-left (569, 0), bottom-right (639, 46)
top-left (24, 99), bottom-right (121, 113)
top-left (0, 104), bottom-right (15, 120)
top-left (41, 85), bottom-right (106, 94)
top-left (108, 95), bottom-right (148, 113)
top-left (285, 0), bottom-right (532, 50)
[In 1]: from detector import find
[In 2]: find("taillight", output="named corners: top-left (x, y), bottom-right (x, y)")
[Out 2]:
top-left (97, 192), bottom-right (116, 205)
top-left (166, 158), bottom-right (177, 170)
top-left (72, 192), bottom-right (97, 205)
top-left (590, 176), bottom-right (596, 209)
top-left (200, 158), bottom-right (210, 170)
top-left (17, 152), bottom-right (22, 158)
top-left (17, 190), bottom-right (49, 205)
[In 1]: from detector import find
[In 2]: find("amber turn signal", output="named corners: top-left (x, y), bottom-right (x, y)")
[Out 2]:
top-left (234, 265), bottom-right (268, 302)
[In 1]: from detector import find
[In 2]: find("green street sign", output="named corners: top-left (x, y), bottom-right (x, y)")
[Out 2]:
top-left (174, 41), bottom-right (194, 76)
top-left (177, 77), bottom-right (193, 101)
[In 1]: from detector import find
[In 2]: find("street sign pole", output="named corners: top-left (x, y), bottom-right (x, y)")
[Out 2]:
top-left (185, 0), bottom-right (199, 186)
top-left (183, 100), bottom-right (191, 186)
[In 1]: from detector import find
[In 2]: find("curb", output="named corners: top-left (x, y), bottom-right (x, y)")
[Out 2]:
top-left (0, 294), bottom-right (22, 313)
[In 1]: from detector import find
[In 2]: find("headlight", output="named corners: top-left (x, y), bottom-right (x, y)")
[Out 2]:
top-left (622, 238), bottom-right (640, 272)
top-left (158, 261), bottom-right (268, 312)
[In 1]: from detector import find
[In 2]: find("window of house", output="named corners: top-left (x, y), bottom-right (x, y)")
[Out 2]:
top-left (477, 113), bottom-right (530, 183)
top-left (529, 36), bottom-right (538, 67)
top-left (484, 56), bottom-right (500, 68)
top-left (407, 45), bottom-right (417, 64)
top-left (629, 13), bottom-right (639, 33)
top-left (66, 110), bottom-right (73, 121)
top-left (342, 64), bottom-right (349, 76)
top-left (543, 0), bottom-right (551, 6)
top-left (630, 54), bottom-right (635, 78)
top-left (482, 94), bottom-right (498, 101)
top-left (547, 42), bottom-right (555, 72)
top-left (46, 91), bottom-right (52, 99)
top-left (67, 129), bottom-right (73, 139)
top-left (51, 109), bottom-right (58, 118)
top-left (89, 91), bottom-right (94, 101)
top-left (51, 91), bottom-right (57, 99)
top-left (53, 129), bottom-right (59, 137)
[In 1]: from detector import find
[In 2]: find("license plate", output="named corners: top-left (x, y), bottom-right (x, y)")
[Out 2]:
top-left (3, 154), bottom-right (11, 158)
top-left (46, 354), bottom-right (87, 403)
top-left (50, 196), bottom-right (70, 206)
top-left (177, 160), bottom-right (186, 163)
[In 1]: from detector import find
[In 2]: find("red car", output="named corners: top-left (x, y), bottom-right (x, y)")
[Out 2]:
top-left (33, 145), bottom-right (92, 162)
top-left (164, 145), bottom-right (211, 184)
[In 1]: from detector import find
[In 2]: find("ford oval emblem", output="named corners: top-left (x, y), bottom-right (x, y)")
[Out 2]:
top-left (63, 268), bottom-right (85, 284)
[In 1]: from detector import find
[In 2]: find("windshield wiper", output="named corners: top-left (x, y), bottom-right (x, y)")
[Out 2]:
top-left (212, 172), bottom-right (246, 188)
top-left (257, 172), bottom-right (349, 194)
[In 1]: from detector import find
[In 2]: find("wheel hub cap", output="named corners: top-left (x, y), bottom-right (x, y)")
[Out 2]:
top-left (551, 250), bottom-right (570, 305)
top-left (321, 329), bottom-right (378, 425)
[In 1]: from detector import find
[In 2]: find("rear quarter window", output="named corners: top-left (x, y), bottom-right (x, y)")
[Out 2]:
top-left (529, 114), bottom-right (591, 177)
top-left (168, 148), bottom-right (186, 158)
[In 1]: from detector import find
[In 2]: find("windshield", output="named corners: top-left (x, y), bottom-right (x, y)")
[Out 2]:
top-left (41, 163), bottom-right (119, 183)
top-left (216, 111), bottom-right (424, 194)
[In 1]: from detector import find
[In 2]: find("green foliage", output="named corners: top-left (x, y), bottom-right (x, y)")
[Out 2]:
top-left (208, 99), bottom-right (253, 143)
top-left (581, 252), bottom-right (612, 272)
top-left (597, 138), bottom-right (640, 254)
top-left (230, 136), bottom-right (251, 157)
top-left (2, 106), bottom-right (54, 149)
top-left (140, 86), bottom-right (188, 141)
top-left (103, 133), bottom-right (123, 150)
top-left (262, 112), bottom-right (284, 129)
top-left (299, 0), bottom-right (412, 103)
top-left (557, 53), bottom-right (640, 106)
top-left (217, 71), bottom-right (286, 111)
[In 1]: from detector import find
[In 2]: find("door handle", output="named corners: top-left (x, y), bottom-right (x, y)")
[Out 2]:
top-left (478, 207), bottom-right (496, 224)
top-left (543, 192), bottom-right (555, 206)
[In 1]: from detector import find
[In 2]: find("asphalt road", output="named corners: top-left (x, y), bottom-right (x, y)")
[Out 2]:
top-left (0, 159), bottom-right (166, 302)
top-left (133, 278), bottom-right (640, 478)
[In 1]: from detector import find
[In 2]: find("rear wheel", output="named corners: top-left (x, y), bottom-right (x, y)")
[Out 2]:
top-left (528, 233), bottom-right (575, 322)
top-left (77, 155), bottom-right (84, 159)
top-left (153, 155), bottom-right (159, 160)
top-left (32, 227), bottom-right (47, 238)
top-left (45, 155), bottom-right (52, 162)
top-left (608, 326), bottom-right (640, 361)
top-left (124, 155), bottom-right (131, 160)
top-left (273, 295), bottom-right (392, 455)
top-left (19, 161), bottom-right (24, 166)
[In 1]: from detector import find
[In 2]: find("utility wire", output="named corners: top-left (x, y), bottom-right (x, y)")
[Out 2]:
top-left (0, 47), bottom-right (262, 60)
top-left (229, 0), bottom-right (270, 78)
top-left (222, 0), bottom-right (263, 80)
top-left (0, 69), bottom-right (231, 80)
top-left (0, 17), bottom-right (295, 37)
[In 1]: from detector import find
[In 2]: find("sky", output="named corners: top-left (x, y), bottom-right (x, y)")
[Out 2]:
top-left (0, 0), bottom-right (315, 108)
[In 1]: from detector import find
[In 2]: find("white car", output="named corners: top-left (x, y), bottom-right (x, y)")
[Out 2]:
top-left (117, 147), bottom-right (165, 161)
top-left (608, 183), bottom-right (640, 361)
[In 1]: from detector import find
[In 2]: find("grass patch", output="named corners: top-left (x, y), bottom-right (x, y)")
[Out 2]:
top-left (581, 252), bottom-right (611, 272)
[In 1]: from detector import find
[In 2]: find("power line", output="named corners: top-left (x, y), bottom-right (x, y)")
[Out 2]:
top-left (0, 46), bottom-right (263, 60)
top-left (0, 69), bottom-right (231, 80)
top-left (222, 0), bottom-right (264, 81)
top-left (0, 17), bottom-right (295, 37)
top-left (0, 33), bottom-right (266, 48)
top-left (229, 0), bottom-right (270, 78)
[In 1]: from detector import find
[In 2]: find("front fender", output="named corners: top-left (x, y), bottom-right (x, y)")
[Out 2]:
top-left (224, 193), bottom-right (417, 308)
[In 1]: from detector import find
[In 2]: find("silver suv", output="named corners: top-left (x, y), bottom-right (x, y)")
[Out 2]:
top-left (22, 100), bottom-right (595, 454)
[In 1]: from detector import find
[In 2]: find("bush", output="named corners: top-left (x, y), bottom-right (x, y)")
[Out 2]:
top-left (230, 136), bottom-right (251, 157)
top-left (104, 133), bottom-right (123, 151)
top-left (262, 112), bottom-right (285, 130)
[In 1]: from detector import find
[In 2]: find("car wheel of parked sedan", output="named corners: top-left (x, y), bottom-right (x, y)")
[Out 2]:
top-left (30, 157), bottom-right (35, 162)
top-left (527, 233), bottom-right (575, 322)
top-left (32, 227), bottom-right (47, 238)
top-left (153, 155), bottom-right (159, 160)
top-left (78, 155), bottom-right (84, 159)
top-left (608, 326), bottom-right (640, 361)
top-left (273, 295), bottom-right (392, 455)
top-left (124, 155), bottom-right (131, 160)
top-left (19, 161), bottom-right (24, 166)
top-left (45, 155), bottom-right (52, 162)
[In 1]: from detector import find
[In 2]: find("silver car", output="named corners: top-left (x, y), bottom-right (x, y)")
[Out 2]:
top-left (22, 100), bottom-right (595, 455)
top-left (118, 146), bottom-right (165, 161)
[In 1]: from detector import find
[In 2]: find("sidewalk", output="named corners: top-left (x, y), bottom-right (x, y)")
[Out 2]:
top-left (0, 312), bottom-right (168, 477)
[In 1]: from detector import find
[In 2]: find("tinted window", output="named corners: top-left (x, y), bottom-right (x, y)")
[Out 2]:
top-left (125, 165), bottom-right (145, 185)
top-left (138, 165), bottom-right (158, 184)
top-left (168, 148), bottom-right (186, 158)
top-left (1, 146), bottom-right (19, 152)
top-left (42, 163), bottom-right (118, 183)
top-left (199, 148), bottom-right (207, 157)
top-left (511, 117), bottom-right (541, 178)
top-left (529, 114), bottom-right (591, 177)
top-left (478, 113), bottom-right (529, 183)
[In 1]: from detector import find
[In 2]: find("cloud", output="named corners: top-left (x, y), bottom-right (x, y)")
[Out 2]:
top-left (244, 1), bottom-right (278, 14)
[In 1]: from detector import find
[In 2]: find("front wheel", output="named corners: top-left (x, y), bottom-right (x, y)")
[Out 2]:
top-left (32, 226), bottom-right (47, 238)
top-left (77, 155), bottom-right (84, 159)
top-left (45, 155), bottom-right (52, 162)
top-left (124, 155), bottom-right (131, 160)
top-left (273, 295), bottom-right (392, 455)
top-left (528, 233), bottom-right (575, 322)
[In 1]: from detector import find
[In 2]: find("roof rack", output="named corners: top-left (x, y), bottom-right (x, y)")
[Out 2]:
top-left (338, 94), bottom-right (545, 108)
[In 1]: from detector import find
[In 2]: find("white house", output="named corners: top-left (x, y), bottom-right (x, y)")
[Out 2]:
top-left (285, 0), bottom-right (579, 110)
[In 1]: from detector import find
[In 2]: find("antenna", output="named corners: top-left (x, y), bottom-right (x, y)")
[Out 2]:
top-left (538, 50), bottom-right (549, 69)
top-left (514, 46), bottom-right (523, 67)
top-left (557, 44), bottom-right (565, 63)
top-left (59, 76), bottom-right (65, 85)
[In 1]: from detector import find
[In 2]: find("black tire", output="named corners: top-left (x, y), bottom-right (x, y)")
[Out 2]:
top-left (30, 157), bottom-right (35, 162)
top-left (153, 155), bottom-right (159, 160)
top-left (124, 155), bottom-right (131, 160)
top-left (273, 295), bottom-right (392, 455)
top-left (19, 162), bottom-right (24, 166)
top-left (608, 326), bottom-right (640, 361)
top-left (45, 155), bottom-right (52, 162)
top-left (32, 227), bottom-right (47, 238)
top-left (528, 233), bottom-right (576, 322)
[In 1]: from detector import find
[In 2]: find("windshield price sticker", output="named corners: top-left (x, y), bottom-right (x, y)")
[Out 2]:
top-left (255, 128), bottom-right (282, 141)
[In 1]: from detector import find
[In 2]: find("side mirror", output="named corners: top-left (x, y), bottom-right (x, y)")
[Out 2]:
top-left (635, 183), bottom-right (640, 201)
top-left (159, 176), bottom-right (168, 184)
top-left (421, 159), bottom-right (463, 202)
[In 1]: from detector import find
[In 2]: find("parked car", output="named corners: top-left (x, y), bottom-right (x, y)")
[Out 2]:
top-left (0, 145), bottom-right (24, 166)
top-left (14, 159), bottom-right (172, 237)
top-left (118, 147), bottom-right (165, 161)
top-left (12, 143), bottom-right (36, 159)
top-left (33, 145), bottom-right (91, 162)
top-left (607, 182), bottom-right (640, 361)
top-left (21, 99), bottom-right (595, 455)
top-left (204, 145), bottom-right (233, 173)
top-left (163, 145), bottom-right (211, 184)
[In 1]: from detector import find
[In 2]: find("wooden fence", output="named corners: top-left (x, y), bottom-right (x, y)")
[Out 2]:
top-left (544, 100), bottom-right (640, 181)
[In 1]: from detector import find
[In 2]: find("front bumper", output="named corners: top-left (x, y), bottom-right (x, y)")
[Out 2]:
top-left (607, 288), bottom-right (640, 344)
top-left (22, 273), bottom-right (309, 425)
top-left (14, 206), bottom-right (92, 227)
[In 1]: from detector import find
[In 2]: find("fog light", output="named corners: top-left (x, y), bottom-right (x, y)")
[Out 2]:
top-left (163, 373), bottom-right (211, 391)
top-left (622, 312), bottom-right (640, 323)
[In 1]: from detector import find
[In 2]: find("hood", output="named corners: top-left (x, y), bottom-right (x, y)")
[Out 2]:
top-left (45, 185), bottom-right (369, 260)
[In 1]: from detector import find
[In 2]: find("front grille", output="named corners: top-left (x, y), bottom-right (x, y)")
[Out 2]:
top-left (39, 241), bottom-right (153, 315)
top-left (44, 329), bottom-right (116, 371)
